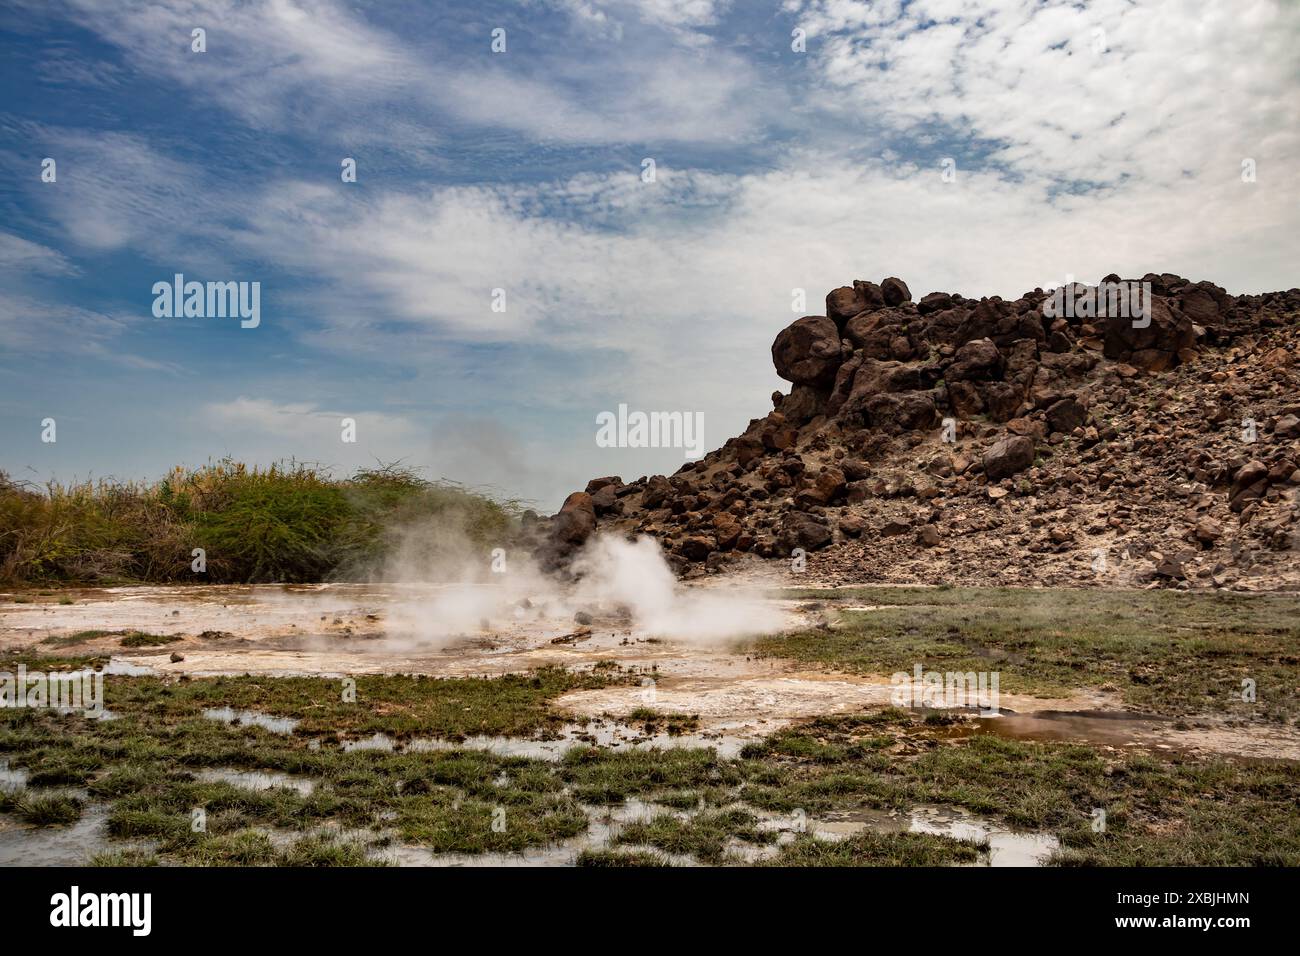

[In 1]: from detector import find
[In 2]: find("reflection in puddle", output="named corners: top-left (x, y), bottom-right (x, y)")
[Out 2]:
top-left (196, 768), bottom-right (316, 796)
top-left (797, 804), bottom-right (1058, 866)
top-left (971, 710), bottom-right (1171, 749)
top-left (202, 708), bottom-right (300, 735)
top-left (0, 759), bottom-right (28, 793)
top-left (909, 806), bottom-right (1059, 866)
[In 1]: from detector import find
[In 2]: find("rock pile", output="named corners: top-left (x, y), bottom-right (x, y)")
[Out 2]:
top-left (539, 273), bottom-right (1300, 589)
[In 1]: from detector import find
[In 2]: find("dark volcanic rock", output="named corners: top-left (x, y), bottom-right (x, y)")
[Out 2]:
top-left (551, 492), bottom-right (596, 546)
top-left (881, 277), bottom-right (912, 306)
top-left (781, 512), bottom-right (833, 552)
top-left (549, 269), bottom-right (1300, 591)
top-left (1046, 398), bottom-right (1088, 435)
top-left (773, 315), bottom-right (843, 386)
top-left (983, 435), bottom-right (1035, 481)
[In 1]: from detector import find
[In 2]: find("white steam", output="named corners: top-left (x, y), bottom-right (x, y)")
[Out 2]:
top-left (571, 535), bottom-right (782, 643)
top-left (379, 532), bottom-right (781, 648)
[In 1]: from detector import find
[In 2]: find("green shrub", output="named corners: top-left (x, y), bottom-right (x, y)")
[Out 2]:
top-left (0, 461), bottom-right (520, 585)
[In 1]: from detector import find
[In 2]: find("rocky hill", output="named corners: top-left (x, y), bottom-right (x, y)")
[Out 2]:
top-left (539, 273), bottom-right (1300, 590)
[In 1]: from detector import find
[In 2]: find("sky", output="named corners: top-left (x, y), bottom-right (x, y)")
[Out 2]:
top-left (0, 0), bottom-right (1297, 511)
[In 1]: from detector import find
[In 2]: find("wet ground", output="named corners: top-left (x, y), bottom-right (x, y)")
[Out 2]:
top-left (3, 583), bottom-right (1296, 761)
top-left (3, 583), bottom-right (1298, 866)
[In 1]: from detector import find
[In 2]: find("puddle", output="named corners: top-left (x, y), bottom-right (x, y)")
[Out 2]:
top-left (202, 708), bottom-right (300, 735)
top-left (0, 759), bottom-right (28, 792)
top-left (59, 660), bottom-right (156, 677)
top-left (0, 803), bottom-right (153, 866)
top-left (799, 804), bottom-right (1058, 866)
top-left (196, 768), bottom-right (316, 796)
top-left (335, 721), bottom-right (754, 759)
top-left (972, 709), bottom-right (1170, 748)
top-left (909, 806), bottom-right (1059, 866)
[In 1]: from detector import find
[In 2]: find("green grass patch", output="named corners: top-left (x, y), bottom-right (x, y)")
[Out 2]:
top-left (3, 670), bottom-right (1298, 866)
top-left (118, 632), bottom-right (184, 648)
top-left (6, 792), bottom-right (84, 826)
top-left (768, 830), bottom-right (985, 866)
top-left (762, 586), bottom-right (1300, 720)
top-left (613, 807), bottom-right (776, 863)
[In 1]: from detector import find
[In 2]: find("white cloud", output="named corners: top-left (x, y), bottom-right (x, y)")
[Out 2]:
top-left (0, 231), bottom-right (77, 276)
top-left (196, 397), bottom-right (429, 474)
top-left (793, 0), bottom-right (1300, 189)
top-left (0, 290), bottom-right (179, 372)
top-left (202, 397), bottom-right (421, 444)
top-left (49, 0), bottom-right (775, 146)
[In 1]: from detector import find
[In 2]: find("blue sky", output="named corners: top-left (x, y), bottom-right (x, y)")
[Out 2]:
top-left (1, 0), bottom-right (1297, 510)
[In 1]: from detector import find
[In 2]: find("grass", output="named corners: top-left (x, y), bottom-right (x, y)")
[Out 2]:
top-left (2, 686), bottom-right (1289, 863)
top-left (119, 632), bottom-right (184, 648)
top-left (0, 461), bottom-right (521, 585)
top-left (624, 707), bottom-right (701, 735)
top-left (613, 807), bottom-right (776, 863)
top-left (1, 792), bottom-right (84, 826)
top-left (762, 586), bottom-right (1300, 721)
top-left (39, 629), bottom-right (183, 650)
top-left (736, 710), bottom-right (1300, 866)
top-left (99, 667), bottom-right (619, 738)
top-left (2, 576), bottom-right (1298, 867)
top-left (576, 848), bottom-right (673, 866)
top-left (767, 830), bottom-right (986, 866)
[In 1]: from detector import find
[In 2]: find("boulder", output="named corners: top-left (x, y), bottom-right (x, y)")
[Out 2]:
top-left (842, 307), bottom-right (909, 355)
top-left (917, 291), bottom-right (954, 315)
top-left (946, 337), bottom-right (1003, 382)
top-left (590, 484), bottom-right (620, 515)
top-left (1102, 296), bottom-right (1196, 369)
top-left (796, 466), bottom-right (846, 507)
top-left (1194, 517), bottom-right (1223, 546)
top-left (551, 492), bottom-right (596, 546)
top-left (640, 475), bottom-right (672, 508)
top-left (839, 515), bottom-right (867, 537)
top-left (677, 535), bottom-right (716, 562)
top-left (1046, 397), bottom-right (1088, 435)
top-left (826, 286), bottom-right (869, 327)
top-left (862, 392), bottom-right (938, 432)
top-left (983, 435), bottom-right (1035, 481)
top-left (780, 512), bottom-right (833, 552)
top-left (1275, 414), bottom-right (1300, 439)
top-left (881, 276), bottom-right (912, 306)
top-left (772, 315), bottom-right (843, 386)
top-left (1229, 459), bottom-right (1270, 512)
